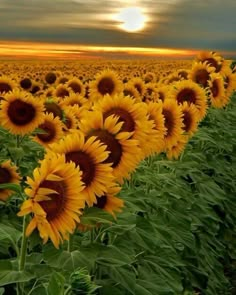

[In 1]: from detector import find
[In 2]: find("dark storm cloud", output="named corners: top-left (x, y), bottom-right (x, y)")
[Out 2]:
top-left (0, 0), bottom-right (235, 51)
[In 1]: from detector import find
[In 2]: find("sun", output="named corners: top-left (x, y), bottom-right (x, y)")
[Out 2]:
top-left (115, 7), bottom-right (147, 33)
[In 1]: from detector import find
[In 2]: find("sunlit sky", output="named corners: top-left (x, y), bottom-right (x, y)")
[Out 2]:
top-left (0, 0), bottom-right (236, 58)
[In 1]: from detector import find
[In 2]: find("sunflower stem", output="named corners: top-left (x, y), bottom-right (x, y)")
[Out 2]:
top-left (19, 215), bottom-right (28, 271)
top-left (67, 234), bottom-right (73, 252)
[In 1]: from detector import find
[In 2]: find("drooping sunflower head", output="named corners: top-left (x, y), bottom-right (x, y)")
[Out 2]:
top-left (222, 68), bottom-right (236, 98)
top-left (0, 160), bottom-right (20, 201)
top-left (94, 185), bottom-right (124, 218)
top-left (146, 101), bottom-right (166, 155)
top-left (89, 70), bottom-right (123, 101)
top-left (180, 101), bottom-right (199, 137)
top-left (207, 73), bottom-right (229, 108)
top-left (161, 99), bottom-right (184, 150)
top-left (0, 76), bottom-right (17, 95)
top-left (49, 131), bottom-right (116, 206)
top-left (33, 113), bottom-right (64, 148)
top-left (44, 98), bottom-right (64, 120)
top-left (18, 152), bottom-right (85, 248)
top-left (0, 89), bottom-right (45, 135)
top-left (166, 135), bottom-right (188, 160)
top-left (189, 61), bottom-right (215, 89)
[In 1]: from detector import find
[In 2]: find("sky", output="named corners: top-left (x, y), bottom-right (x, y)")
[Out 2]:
top-left (0, 0), bottom-right (236, 58)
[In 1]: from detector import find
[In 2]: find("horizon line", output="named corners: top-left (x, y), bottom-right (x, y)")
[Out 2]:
top-left (0, 40), bottom-right (236, 59)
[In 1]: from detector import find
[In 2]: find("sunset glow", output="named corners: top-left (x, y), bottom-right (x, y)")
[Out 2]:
top-left (0, 41), bottom-right (202, 59)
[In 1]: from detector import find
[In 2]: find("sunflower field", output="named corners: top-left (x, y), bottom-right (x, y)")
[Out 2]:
top-left (0, 51), bottom-right (236, 295)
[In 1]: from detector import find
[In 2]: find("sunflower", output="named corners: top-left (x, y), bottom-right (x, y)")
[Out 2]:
top-left (94, 185), bottom-right (124, 218)
top-left (30, 82), bottom-right (41, 95)
top-left (143, 83), bottom-right (159, 103)
top-left (89, 70), bottom-right (123, 102)
top-left (180, 102), bottom-right (199, 137)
top-left (18, 152), bottom-right (85, 248)
top-left (19, 77), bottom-right (32, 91)
top-left (161, 99), bottom-right (184, 150)
top-left (49, 132), bottom-right (115, 206)
top-left (146, 102), bottom-right (166, 154)
top-left (0, 89), bottom-right (45, 135)
top-left (155, 85), bottom-right (170, 103)
top-left (43, 98), bottom-right (64, 119)
top-left (66, 77), bottom-right (85, 96)
top-left (60, 93), bottom-right (91, 109)
top-left (129, 77), bottom-right (146, 98)
top-left (93, 93), bottom-right (153, 159)
top-left (222, 68), bottom-right (236, 98)
top-left (54, 84), bottom-right (72, 99)
top-left (79, 111), bottom-right (141, 183)
top-left (61, 107), bottom-right (79, 132)
top-left (0, 76), bottom-right (16, 95)
top-left (207, 73), bottom-right (228, 108)
top-left (196, 51), bottom-right (223, 73)
top-left (176, 69), bottom-right (189, 80)
top-left (123, 83), bottom-right (140, 101)
top-left (143, 71), bottom-right (156, 83)
top-left (166, 135), bottom-right (188, 160)
top-left (33, 113), bottom-right (64, 148)
top-left (188, 61), bottom-right (215, 89)
top-left (0, 160), bottom-right (20, 201)
top-left (168, 80), bottom-right (208, 121)
top-left (45, 72), bottom-right (57, 85)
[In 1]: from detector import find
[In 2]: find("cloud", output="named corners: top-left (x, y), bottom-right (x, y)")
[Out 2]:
top-left (0, 0), bottom-right (235, 51)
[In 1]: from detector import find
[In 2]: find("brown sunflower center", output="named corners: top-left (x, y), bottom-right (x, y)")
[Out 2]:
top-left (134, 83), bottom-right (142, 95)
top-left (97, 77), bottom-right (115, 95)
top-left (20, 78), bottom-right (32, 90)
top-left (177, 88), bottom-right (197, 104)
top-left (0, 82), bottom-right (12, 94)
top-left (56, 87), bottom-right (69, 98)
top-left (123, 89), bottom-right (134, 97)
top-left (162, 109), bottom-right (175, 137)
top-left (194, 69), bottom-right (210, 88)
top-left (94, 195), bottom-right (107, 209)
top-left (87, 130), bottom-right (122, 168)
top-left (37, 121), bottom-right (56, 142)
top-left (103, 107), bottom-right (135, 132)
top-left (158, 92), bottom-right (165, 102)
top-left (182, 111), bottom-right (192, 132)
top-left (31, 85), bottom-right (40, 94)
top-left (59, 77), bottom-right (69, 84)
top-left (44, 102), bottom-right (63, 119)
top-left (45, 72), bottom-right (57, 84)
top-left (39, 179), bottom-right (66, 221)
top-left (65, 151), bottom-right (95, 186)
top-left (7, 99), bottom-right (36, 126)
top-left (64, 117), bottom-right (72, 129)
top-left (68, 82), bottom-right (81, 93)
top-left (224, 76), bottom-right (229, 89)
top-left (178, 71), bottom-right (188, 79)
top-left (211, 80), bottom-right (219, 97)
top-left (0, 167), bottom-right (11, 185)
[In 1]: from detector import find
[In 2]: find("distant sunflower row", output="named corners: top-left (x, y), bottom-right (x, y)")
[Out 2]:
top-left (0, 51), bottom-right (235, 248)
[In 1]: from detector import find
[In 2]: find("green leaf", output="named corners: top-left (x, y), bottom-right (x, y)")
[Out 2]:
top-left (47, 272), bottom-right (65, 295)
